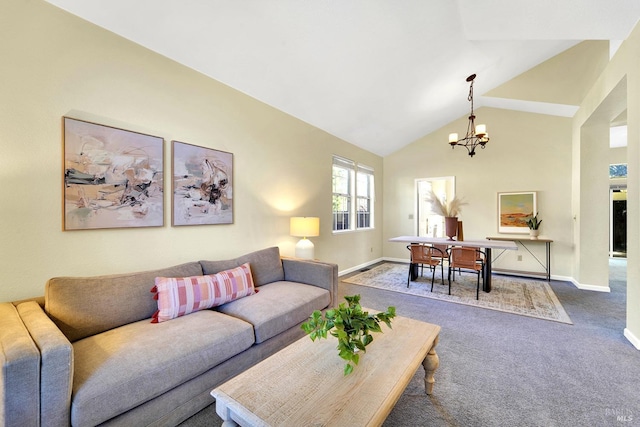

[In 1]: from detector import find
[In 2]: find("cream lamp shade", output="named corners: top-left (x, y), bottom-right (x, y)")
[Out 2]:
top-left (290, 217), bottom-right (319, 259)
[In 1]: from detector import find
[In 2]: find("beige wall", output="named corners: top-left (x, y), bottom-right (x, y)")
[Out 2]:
top-left (485, 41), bottom-right (609, 106)
top-left (626, 51), bottom-right (640, 348)
top-left (572, 22), bottom-right (640, 347)
top-left (572, 41), bottom-right (628, 287)
top-left (383, 107), bottom-right (574, 277)
top-left (610, 146), bottom-right (628, 164)
top-left (0, 0), bottom-right (382, 302)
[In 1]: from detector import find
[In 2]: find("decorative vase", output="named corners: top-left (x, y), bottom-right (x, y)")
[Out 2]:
top-left (529, 229), bottom-right (540, 239)
top-left (445, 217), bottom-right (458, 240)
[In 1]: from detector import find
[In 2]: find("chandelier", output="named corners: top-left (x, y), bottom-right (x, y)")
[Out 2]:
top-left (448, 74), bottom-right (489, 157)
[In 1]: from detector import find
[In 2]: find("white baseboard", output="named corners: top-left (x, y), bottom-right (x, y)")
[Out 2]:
top-left (383, 257), bottom-right (410, 264)
top-left (568, 277), bottom-right (611, 292)
top-left (338, 258), bottom-right (384, 277)
top-left (624, 328), bottom-right (640, 350)
top-left (550, 274), bottom-right (573, 282)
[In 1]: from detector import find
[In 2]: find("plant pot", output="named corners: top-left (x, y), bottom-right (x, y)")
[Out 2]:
top-left (529, 229), bottom-right (540, 239)
top-left (445, 217), bottom-right (458, 240)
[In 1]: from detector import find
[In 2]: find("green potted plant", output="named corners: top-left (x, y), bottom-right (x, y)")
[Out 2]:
top-left (301, 294), bottom-right (396, 375)
top-left (526, 213), bottom-right (542, 238)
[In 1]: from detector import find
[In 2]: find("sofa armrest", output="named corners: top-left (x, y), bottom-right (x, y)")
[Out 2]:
top-left (281, 258), bottom-right (338, 308)
top-left (0, 302), bottom-right (40, 427)
top-left (17, 301), bottom-right (73, 427)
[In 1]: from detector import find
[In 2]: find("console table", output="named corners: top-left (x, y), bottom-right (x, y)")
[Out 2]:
top-left (486, 236), bottom-right (553, 281)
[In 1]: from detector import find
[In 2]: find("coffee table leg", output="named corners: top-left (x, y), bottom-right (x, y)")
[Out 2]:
top-left (215, 400), bottom-right (239, 427)
top-left (422, 335), bottom-right (440, 395)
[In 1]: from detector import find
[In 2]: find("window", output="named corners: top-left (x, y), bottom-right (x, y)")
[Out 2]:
top-left (332, 157), bottom-right (354, 231)
top-left (356, 165), bottom-right (374, 228)
top-left (610, 163), bottom-right (627, 178)
top-left (332, 156), bottom-right (374, 231)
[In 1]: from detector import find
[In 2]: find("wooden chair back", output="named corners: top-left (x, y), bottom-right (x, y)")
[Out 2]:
top-left (409, 244), bottom-right (440, 265)
top-left (432, 244), bottom-right (448, 260)
top-left (449, 247), bottom-right (482, 271)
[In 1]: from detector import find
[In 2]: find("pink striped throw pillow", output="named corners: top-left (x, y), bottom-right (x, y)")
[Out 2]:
top-left (151, 262), bottom-right (256, 323)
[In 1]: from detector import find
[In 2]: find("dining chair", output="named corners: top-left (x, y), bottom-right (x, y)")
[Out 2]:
top-left (407, 244), bottom-right (445, 290)
top-left (447, 244), bottom-right (482, 276)
top-left (432, 243), bottom-right (449, 266)
top-left (449, 247), bottom-right (485, 280)
top-left (447, 246), bottom-right (483, 299)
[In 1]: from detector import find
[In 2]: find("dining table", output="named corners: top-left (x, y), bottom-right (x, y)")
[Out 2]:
top-left (389, 236), bottom-right (518, 292)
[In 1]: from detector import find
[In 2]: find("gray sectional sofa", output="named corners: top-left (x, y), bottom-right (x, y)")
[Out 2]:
top-left (0, 247), bottom-right (338, 426)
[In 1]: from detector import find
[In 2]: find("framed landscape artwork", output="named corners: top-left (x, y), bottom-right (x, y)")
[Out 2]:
top-left (498, 191), bottom-right (537, 233)
top-left (172, 141), bottom-right (233, 226)
top-left (63, 117), bottom-right (164, 230)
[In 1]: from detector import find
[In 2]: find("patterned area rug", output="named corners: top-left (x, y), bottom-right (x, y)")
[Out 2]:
top-left (343, 263), bottom-right (572, 324)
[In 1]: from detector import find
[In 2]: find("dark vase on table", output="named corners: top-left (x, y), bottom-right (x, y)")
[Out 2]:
top-left (445, 217), bottom-right (458, 240)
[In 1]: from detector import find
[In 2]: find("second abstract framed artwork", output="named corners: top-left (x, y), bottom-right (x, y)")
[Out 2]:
top-left (172, 141), bottom-right (233, 226)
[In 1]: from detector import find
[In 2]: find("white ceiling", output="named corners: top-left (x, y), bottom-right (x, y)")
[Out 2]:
top-left (45, 0), bottom-right (640, 156)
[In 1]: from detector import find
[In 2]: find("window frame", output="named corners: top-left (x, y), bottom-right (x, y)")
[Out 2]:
top-left (355, 164), bottom-right (374, 230)
top-left (332, 155), bottom-right (375, 232)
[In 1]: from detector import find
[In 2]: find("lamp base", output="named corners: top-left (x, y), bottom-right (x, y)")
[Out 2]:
top-left (295, 238), bottom-right (315, 259)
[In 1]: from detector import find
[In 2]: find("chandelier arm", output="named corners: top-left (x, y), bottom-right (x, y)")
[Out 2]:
top-left (466, 114), bottom-right (475, 139)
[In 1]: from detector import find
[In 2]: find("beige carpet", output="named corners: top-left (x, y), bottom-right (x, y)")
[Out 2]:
top-left (343, 263), bottom-right (572, 324)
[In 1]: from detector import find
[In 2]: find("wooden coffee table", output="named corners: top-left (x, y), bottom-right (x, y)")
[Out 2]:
top-left (211, 314), bottom-right (441, 427)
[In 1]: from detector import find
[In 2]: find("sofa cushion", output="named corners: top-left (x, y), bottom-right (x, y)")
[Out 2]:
top-left (200, 246), bottom-right (284, 287)
top-left (152, 263), bottom-right (257, 323)
top-left (45, 262), bottom-right (204, 342)
top-left (70, 310), bottom-right (254, 427)
top-left (216, 281), bottom-right (330, 343)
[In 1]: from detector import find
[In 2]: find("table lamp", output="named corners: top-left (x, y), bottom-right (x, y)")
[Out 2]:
top-left (290, 217), bottom-right (320, 259)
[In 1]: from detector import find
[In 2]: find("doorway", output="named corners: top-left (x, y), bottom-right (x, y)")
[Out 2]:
top-left (415, 176), bottom-right (455, 238)
top-left (610, 187), bottom-right (627, 258)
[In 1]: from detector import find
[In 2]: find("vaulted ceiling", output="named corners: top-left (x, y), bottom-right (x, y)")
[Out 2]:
top-left (45, 0), bottom-right (640, 156)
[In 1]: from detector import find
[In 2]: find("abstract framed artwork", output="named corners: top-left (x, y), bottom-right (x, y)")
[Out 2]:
top-left (498, 191), bottom-right (537, 233)
top-left (172, 141), bottom-right (233, 226)
top-left (63, 117), bottom-right (164, 230)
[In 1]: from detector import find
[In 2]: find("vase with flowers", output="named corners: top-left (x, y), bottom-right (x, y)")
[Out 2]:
top-left (427, 190), bottom-right (467, 240)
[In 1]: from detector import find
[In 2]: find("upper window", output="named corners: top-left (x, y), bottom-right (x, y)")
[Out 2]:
top-left (332, 156), bottom-right (374, 232)
top-left (610, 163), bottom-right (627, 178)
